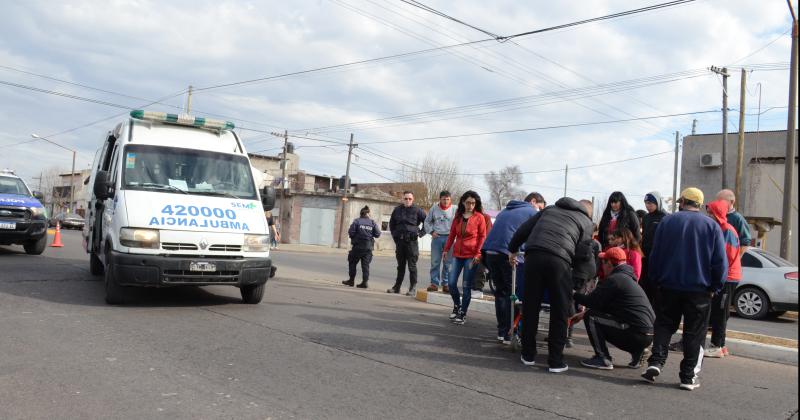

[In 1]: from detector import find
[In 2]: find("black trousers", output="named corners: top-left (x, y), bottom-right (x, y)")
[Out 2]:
top-left (648, 288), bottom-right (712, 382)
top-left (486, 253), bottom-right (512, 337)
top-left (348, 248), bottom-right (373, 282)
top-left (584, 311), bottom-right (653, 361)
top-left (521, 252), bottom-right (573, 367)
top-left (639, 257), bottom-right (659, 308)
top-left (393, 239), bottom-right (419, 289)
top-left (709, 282), bottom-right (736, 347)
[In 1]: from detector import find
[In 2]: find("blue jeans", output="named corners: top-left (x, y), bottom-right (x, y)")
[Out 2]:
top-left (486, 253), bottom-right (512, 338)
top-left (429, 235), bottom-right (450, 286)
top-left (449, 257), bottom-right (477, 314)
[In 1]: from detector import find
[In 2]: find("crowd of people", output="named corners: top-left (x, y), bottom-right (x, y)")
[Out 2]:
top-left (341, 186), bottom-right (751, 391)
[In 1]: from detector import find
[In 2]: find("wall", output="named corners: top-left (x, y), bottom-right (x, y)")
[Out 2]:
top-left (681, 130), bottom-right (798, 263)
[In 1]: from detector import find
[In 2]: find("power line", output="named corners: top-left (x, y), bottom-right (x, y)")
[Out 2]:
top-left (357, 109), bottom-right (719, 145)
top-left (193, 0), bottom-right (696, 92)
top-left (399, 0), bottom-right (501, 39)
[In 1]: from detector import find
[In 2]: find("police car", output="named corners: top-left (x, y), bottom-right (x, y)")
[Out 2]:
top-left (85, 110), bottom-right (276, 304)
top-left (0, 169), bottom-right (48, 254)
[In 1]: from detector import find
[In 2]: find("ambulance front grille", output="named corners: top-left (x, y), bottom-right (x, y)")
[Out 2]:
top-left (209, 244), bottom-right (242, 252)
top-left (161, 242), bottom-right (199, 251)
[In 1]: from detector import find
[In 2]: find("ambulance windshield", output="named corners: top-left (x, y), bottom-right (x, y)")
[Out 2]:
top-left (121, 145), bottom-right (257, 200)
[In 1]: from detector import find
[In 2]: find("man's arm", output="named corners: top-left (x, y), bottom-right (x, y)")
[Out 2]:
top-left (388, 207), bottom-right (398, 237)
top-left (372, 220), bottom-right (381, 238)
top-left (508, 211), bottom-right (542, 253)
top-left (424, 206), bottom-right (434, 235)
top-left (574, 279), bottom-right (614, 311)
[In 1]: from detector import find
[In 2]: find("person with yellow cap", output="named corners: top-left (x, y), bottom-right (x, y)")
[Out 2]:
top-left (641, 187), bottom-right (728, 391)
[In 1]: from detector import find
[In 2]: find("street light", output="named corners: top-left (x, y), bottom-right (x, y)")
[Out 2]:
top-left (31, 134), bottom-right (76, 214)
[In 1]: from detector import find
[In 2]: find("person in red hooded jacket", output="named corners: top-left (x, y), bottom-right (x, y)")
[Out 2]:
top-left (443, 191), bottom-right (487, 325)
top-left (705, 199), bottom-right (742, 358)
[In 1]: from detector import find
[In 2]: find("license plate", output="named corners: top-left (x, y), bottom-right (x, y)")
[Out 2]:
top-left (0, 221), bottom-right (15, 230)
top-left (189, 261), bottom-right (216, 272)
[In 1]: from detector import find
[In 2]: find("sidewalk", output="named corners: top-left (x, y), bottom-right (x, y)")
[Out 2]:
top-left (413, 289), bottom-right (799, 366)
top-left (274, 242), bottom-right (430, 257)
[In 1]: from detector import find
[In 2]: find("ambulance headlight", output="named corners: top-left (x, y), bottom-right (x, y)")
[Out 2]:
top-left (243, 234), bottom-right (269, 252)
top-left (120, 228), bottom-right (160, 249)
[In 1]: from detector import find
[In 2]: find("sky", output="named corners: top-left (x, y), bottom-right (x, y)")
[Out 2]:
top-left (0, 0), bottom-right (795, 211)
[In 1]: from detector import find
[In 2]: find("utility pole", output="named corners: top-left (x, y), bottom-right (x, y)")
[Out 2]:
top-left (672, 131), bottom-right (680, 213)
top-left (563, 164), bottom-right (568, 197)
top-left (780, 14), bottom-right (798, 259)
top-left (735, 68), bottom-right (748, 214)
top-left (34, 171), bottom-right (42, 192)
top-left (186, 85), bottom-right (193, 113)
top-left (337, 134), bottom-right (356, 248)
top-left (692, 119), bottom-right (697, 135)
top-left (279, 129), bottom-right (288, 244)
top-left (31, 134), bottom-right (76, 213)
top-left (711, 66), bottom-right (730, 189)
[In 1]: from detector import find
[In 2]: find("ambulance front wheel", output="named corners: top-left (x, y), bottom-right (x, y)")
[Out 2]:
top-left (241, 283), bottom-right (265, 304)
top-left (90, 252), bottom-right (104, 276)
top-left (104, 261), bottom-right (126, 305)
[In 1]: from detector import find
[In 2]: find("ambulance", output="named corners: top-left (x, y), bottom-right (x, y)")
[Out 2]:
top-left (84, 110), bottom-right (276, 304)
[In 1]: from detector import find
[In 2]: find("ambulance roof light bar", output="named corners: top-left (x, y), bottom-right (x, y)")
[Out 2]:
top-left (130, 110), bottom-right (235, 131)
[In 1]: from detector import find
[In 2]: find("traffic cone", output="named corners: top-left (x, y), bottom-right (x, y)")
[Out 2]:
top-left (50, 221), bottom-right (64, 247)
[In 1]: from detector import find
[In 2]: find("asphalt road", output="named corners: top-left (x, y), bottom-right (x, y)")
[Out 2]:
top-left (272, 248), bottom-right (799, 341)
top-left (0, 231), bottom-right (797, 419)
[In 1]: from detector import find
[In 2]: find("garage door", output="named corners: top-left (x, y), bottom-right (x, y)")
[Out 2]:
top-left (299, 207), bottom-right (336, 246)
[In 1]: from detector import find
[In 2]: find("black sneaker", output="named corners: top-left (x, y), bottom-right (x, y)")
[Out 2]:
top-left (641, 365), bottom-right (661, 383)
top-left (356, 282), bottom-right (368, 289)
top-left (580, 355), bottom-right (614, 370)
top-left (548, 363), bottom-right (569, 373)
top-left (342, 279), bottom-right (355, 287)
top-left (405, 288), bottom-right (417, 296)
top-left (453, 312), bottom-right (466, 325)
top-left (627, 349), bottom-right (646, 369)
top-left (449, 305), bottom-right (460, 320)
top-left (680, 377), bottom-right (700, 391)
top-left (386, 287), bottom-right (400, 294)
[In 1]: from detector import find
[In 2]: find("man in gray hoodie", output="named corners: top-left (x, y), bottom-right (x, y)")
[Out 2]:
top-left (424, 191), bottom-right (456, 292)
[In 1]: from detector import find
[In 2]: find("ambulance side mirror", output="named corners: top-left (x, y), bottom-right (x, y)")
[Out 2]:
top-left (261, 186), bottom-right (276, 211)
top-left (93, 171), bottom-right (111, 200)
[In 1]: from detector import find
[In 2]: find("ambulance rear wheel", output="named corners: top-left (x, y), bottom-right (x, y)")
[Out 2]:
top-left (241, 283), bottom-right (265, 304)
top-left (24, 235), bottom-right (47, 255)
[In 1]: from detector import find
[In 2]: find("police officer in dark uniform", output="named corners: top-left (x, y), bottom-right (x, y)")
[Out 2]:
top-left (343, 206), bottom-right (381, 289)
top-left (387, 191), bottom-right (427, 295)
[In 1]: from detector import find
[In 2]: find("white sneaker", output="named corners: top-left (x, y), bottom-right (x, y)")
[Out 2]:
top-left (705, 346), bottom-right (725, 358)
top-left (520, 356), bottom-right (536, 366)
top-left (680, 377), bottom-right (701, 391)
top-left (471, 290), bottom-right (484, 299)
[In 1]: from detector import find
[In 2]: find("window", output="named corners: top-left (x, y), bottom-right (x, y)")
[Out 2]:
top-left (741, 252), bottom-right (762, 268)
top-left (121, 144), bottom-right (257, 200)
top-left (0, 176), bottom-right (31, 196)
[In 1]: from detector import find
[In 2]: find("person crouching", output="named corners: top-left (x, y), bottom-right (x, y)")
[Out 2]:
top-left (572, 247), bottom-right (655, 370)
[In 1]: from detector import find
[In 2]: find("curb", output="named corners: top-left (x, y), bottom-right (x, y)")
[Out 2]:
top-left (414, 288), bottom-right (798, 365)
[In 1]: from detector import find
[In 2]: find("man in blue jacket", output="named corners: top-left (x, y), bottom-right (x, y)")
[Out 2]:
top-left (343, 206), bottom-right (381, 289)
top-left (642, 187), bottom-right (727, 391)
top-left (482, 192), bottom-right (541, 343)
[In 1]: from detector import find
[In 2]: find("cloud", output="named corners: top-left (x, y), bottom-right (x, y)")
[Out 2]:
top-left (0, 0), bottom-right (794, 208)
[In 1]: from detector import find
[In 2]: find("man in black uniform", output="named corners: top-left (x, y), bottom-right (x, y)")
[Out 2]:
top-left (343, 206), bottom-right (381, 289)
top-left (573, 247), bottom-right (655, 370)
top-left (388, 191), bottom-right (427, 296)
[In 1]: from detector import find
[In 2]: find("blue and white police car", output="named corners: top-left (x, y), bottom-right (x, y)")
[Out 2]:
top-left (0, 169), bottom-right (48, 254)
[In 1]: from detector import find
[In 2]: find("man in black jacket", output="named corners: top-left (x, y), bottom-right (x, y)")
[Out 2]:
top-left (640, 191), bottom-right (667, 305)
top-left (508, 197), bottom-right (594, 373)
top-left (343, 206), bottom-right (381, 289)
top-left (388, 191), bottom-right (427, 296)
top-left (573, 247), bottom-right (655, 370)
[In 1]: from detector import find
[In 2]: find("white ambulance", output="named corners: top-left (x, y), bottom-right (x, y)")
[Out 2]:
top-left (84, 110), bottom-right (276, 304)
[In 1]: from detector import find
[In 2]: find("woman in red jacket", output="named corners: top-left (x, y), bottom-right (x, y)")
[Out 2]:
top-left (443, 191), bottom-right (487, 325)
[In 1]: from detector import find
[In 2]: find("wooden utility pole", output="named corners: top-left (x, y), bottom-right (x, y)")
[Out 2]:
top-left (337, 134), bottom-right (356, 248)
top-left (279, 129), bottom-right (288, 243)
top-left (735, 69), bottom-right (747, 214)
top-left (672, 131), bottom-right (680, 213)
top-left (186, 85), bottom-right (193, 113)
top-left (711, 66), bottom-right (730, 189)
top-left (780, 15), bottom-right (798, 259)
top-left (563, 164), bottom-right (568, 197)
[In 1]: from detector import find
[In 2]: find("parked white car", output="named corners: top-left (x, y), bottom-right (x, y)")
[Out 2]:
top-left (735, 248), bottom-right (798, 320)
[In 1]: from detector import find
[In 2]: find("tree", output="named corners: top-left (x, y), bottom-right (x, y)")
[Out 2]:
top-left (400, 156), bottom-right (468, 210)
top-left (484, 165), bottom-right (524, 210)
